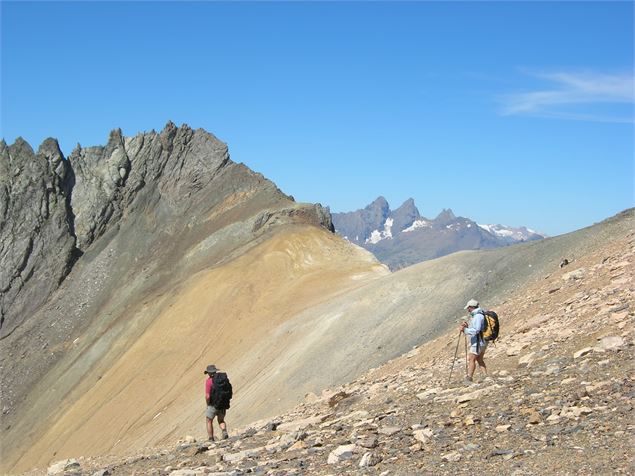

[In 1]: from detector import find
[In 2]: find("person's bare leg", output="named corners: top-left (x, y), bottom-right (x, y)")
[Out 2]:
top-left (467, 354), bottom-right (477, 380)
top-left (477, 348), bottom-right (488, 376)
top-left (206, 417), bottom-right (214, 440)
top-left (218, 414), bottom-right (228, 439)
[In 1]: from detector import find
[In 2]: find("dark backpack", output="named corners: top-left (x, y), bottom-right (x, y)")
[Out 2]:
top-left (479, 310), bottom-right (500, 342)
top-left (211, 372), bottom-right (233, 410)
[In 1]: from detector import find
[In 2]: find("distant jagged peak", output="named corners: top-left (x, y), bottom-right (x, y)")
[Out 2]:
top-left (366, 196), bottom-right (390, 213)
top-left (434, 208), bottom-right (456, 224)
top-left (393, 198), bottom-right (419, 216)
top-left (391, 198), bottom-right (422, 232)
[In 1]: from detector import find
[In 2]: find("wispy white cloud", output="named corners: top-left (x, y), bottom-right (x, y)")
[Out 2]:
top-left (499, 71), bottom-right (634, 123)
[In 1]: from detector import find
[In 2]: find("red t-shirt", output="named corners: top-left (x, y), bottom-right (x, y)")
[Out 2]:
top-left (205, 376), bottom-right (213, 403)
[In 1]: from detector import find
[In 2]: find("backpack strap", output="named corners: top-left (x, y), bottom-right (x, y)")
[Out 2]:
top-left (475, 310), bottom-right (486, 354)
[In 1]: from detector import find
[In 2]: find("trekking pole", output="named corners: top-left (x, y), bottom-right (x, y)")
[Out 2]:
top-left (448, 331), bottom-right (462, 384)
top-left (464, 333), bottom-right (468, 376)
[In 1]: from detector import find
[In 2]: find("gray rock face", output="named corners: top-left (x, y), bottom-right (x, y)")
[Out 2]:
top-left (332, 197), bottom-right (545, 270)
top-left (0, 122), bottom-right (334, 443)
top-left (69, 123), bottom-right (230, 251)
top-left (0, 138), bottom-right (78, 338)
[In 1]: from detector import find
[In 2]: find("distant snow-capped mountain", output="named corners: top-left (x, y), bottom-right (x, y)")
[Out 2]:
top-left (331, 197), bottom-right (546, 270)
top-left (477, 223), bottom-right (545, 243)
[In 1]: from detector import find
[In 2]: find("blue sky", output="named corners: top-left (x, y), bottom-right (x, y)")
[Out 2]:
top-left (2, 1), bottom-right (633, 236)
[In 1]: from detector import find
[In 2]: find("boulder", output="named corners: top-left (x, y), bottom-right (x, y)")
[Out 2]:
top-left (359, 451), bottom-right (381, 468)
top-left (442, 451), bottom-right (462, 462)
top-left (169, 470), bottom-right (206, 476)
top-left (327, 444), bottom-right (357, 464)
top-left (562, 268), bottom-right (586, 281)
top-left (412, 428), bottom-right (434, 443)
top-left (378, 426), bottom-right (401, 436)
top-left (518, 352), bottom-right (536, 367)
top-left (277, 415), bottom-right (328, 433)
top-left (47, 459), bottom-right (80, 475)
top-left (594, 336), bottom-right (626, 352)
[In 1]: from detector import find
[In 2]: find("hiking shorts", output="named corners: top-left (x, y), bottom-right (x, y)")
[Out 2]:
top-left (469, 340), bottom-right (488, 356)
top-left (206, 406), bottom-right (226, 421)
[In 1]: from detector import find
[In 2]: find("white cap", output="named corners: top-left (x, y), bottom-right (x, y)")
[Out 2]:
top-left (464, 299), bottom-right (479, 309)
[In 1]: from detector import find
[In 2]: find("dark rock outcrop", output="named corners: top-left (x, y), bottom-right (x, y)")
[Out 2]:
top-left (68, 123), bottom-right (232, 251)
top-left (0, 138), bottom-right (78, 338)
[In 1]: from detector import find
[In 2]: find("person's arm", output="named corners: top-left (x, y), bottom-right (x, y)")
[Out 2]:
top-left (205, 378), bottom-right (212, 404)
top-left (463, 313), bottom-right (484, 336)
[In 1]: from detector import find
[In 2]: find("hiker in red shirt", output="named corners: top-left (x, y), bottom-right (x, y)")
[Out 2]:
top-left (204, 364), bottom-right (230, 441)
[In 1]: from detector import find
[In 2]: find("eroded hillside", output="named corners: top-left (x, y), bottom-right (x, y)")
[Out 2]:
top-left (28, 209), bottom-right (632, 476)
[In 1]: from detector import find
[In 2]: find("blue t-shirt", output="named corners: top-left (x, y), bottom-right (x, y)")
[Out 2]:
top-left (463, 308), bottom-right (486, 347)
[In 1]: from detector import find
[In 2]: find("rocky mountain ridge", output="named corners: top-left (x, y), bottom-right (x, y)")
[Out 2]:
top-left (29, 209), bottom-right (634, 476)
top-left (1, 123), bottom-right (335, 339)
top-left (1, 123), bottom-right (342, 472)
top-left (332, 197), bottom-right (545, 270)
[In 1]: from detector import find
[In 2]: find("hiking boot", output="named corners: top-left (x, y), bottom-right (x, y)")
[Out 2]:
top-left (222, 430), bottom-right (229, 440)
top-left (208, 436), bottom-right (215, 442)
top-left (463, 376), bottom-right (473, 385)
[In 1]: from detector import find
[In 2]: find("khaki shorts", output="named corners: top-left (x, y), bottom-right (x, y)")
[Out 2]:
top-left (206, 406), bottom-right (226, 420)
top-left (469, 340), bottom-right (488, 356)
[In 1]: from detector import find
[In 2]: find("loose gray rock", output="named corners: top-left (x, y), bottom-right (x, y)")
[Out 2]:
top-left (327, 444), bottom-right (357, 464)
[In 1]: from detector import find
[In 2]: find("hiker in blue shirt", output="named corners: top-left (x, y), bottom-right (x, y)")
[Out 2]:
top-left (458, 299), bottom-right (488, 383)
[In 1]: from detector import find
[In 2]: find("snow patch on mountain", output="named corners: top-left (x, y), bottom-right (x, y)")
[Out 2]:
top-left (403, 219), bottom-right (431, 233)
top-left (366, 218), bottom-right (394, 244)
top-left (478, 224), bottom-right (546, 241)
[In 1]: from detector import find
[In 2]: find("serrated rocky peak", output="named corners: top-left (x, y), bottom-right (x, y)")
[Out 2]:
top-left (68, 122), bottom-right (233, 251)
top-left (0, 122), bottom-right (336, 339)
top-left (434, 208), bottom-right (456, 224)
top-left (391, 198), bottom-right (421, 232)
top-left (366, 196), bottom-right (390, 222)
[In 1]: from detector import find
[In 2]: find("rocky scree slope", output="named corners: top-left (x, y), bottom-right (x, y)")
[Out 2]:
top-left (0, 122), bottom-right (342, 471)
top-left (332, 197), bottom-right (545, 270)
top-left (33, 209), bottom-right (634, 476)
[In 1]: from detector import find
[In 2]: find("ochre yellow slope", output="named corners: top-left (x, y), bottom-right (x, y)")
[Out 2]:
top-left (9, 225), bottom-right (387, 473)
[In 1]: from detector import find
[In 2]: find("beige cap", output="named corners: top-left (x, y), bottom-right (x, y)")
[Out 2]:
top-left (464, 299), bottom-right (479, 309)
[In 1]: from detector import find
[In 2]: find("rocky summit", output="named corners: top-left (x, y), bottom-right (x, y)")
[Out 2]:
top-left (332, 197), bottom-right (545, 270)
top-left (25, 209), bottom-right (633, 476)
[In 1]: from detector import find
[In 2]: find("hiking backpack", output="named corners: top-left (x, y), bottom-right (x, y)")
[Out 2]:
top-left (211, 372), bottom-right (233, 410)
top-left (479, 310), bottom-right (500, 342)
